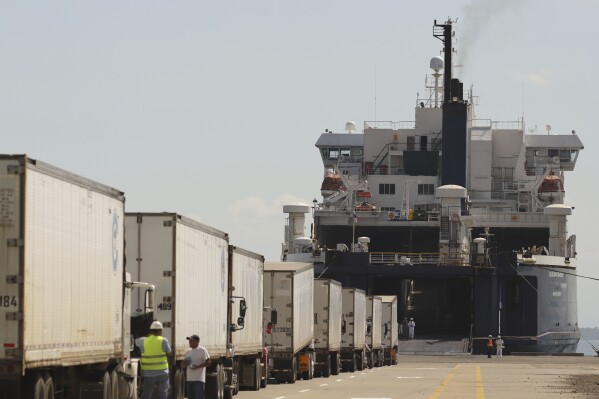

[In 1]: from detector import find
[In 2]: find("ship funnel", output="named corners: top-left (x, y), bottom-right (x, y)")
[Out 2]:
top-left (544, 204), bottom-right (572, 257)
top-left (283, 203), bottom-right (311, 254)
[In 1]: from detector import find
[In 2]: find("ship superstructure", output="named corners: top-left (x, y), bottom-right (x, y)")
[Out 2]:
top-left (281, 19), bottom-right (583, 353)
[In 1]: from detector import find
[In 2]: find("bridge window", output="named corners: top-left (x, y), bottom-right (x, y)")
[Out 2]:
top-left (418, 184), bottom-right (435, 195)
top-left (379, 183), bottom-right (395, 195)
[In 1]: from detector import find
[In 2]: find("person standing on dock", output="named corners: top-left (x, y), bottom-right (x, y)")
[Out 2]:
top-left (495, 335), bottom-right (504, 358)
top-left (182, 334), bottom-right (211, 399)
top-left (137, 321), bottom-right (172, 399)
top-left (486, 335), bottom-right (494, 358)
top-left (408, 318), bottom-right (415, 339)
top-left (401, 317), bottom-right (409, 340)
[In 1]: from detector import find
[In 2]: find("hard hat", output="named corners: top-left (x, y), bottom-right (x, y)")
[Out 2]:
top-left (498, 335), bottom-right (501, 338)
top-left (488, 334), bottom-right (492, 337)
top-left (150, 321), bottom-right (163, 330)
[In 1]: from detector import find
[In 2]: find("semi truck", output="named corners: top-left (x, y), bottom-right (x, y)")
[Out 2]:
top-left (263, 262), bottom-right (314, 383)
top-left (313, 278), bottom-right (342, 377)
top-left (379, 295), bottom-right (398, 366)
top-left (227, 246), bottom-right (267, 392)
top-left (340, 287), bottom-right (366, 372)
top-left (365, 295), bottom-right (383, 368)
top-left (0, 155), bottom-right (155, 399)
top-left (125, 213), bottom-right (233, 399)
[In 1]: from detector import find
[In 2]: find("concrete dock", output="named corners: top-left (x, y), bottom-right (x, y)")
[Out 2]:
top-left (237, 354), bottom-right (599, 399)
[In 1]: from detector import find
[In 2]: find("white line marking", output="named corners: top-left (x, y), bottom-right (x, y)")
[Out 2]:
top-left (299, 389), bottom-right (310, 392)
top-left (274, 397), bottom-right (286, 399)
top-left (336, 379), bottom-right (343, 382)
top-left (416, 367), bottom-right (436, 370)
top-left (360, 372), bottom-right (366, 375)
top-left (397, 376), bottom-right (423, 379)
top-left (320, 383), bottom-right (328, 386)
top-left (349, 375), bottom-right (356, 379)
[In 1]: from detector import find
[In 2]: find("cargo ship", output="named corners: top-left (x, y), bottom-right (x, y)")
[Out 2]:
top-left (281, 19), bottom-right (583, 354)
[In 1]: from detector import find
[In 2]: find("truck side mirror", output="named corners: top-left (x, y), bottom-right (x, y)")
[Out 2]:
top-left (271, 309), bottom-right (278, 325)
top-left (145, 289), bottom-right (154, 314)
top-left (341, 319), bottom-right (346, 334)
top-left (384, 322), bottom-right (389, 336)
top-left (366, 322), bottom-right (372, 336)
top-left (239, 299), bottom-right (247, 318)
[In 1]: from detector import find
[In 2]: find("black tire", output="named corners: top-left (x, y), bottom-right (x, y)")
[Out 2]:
top-left (356, 352), bottom-right (364, 371)
top-left (288, 357), bottom-right (297, 384)
top-left (323, 354), bottom-right (331, 377)
top-left (349, 354), bottom-right (356, 372)
top-left (250, 358), bottom-right (260, 391)
top-left (331, 353), bottom-right (340, 375)
top-left (260, 361), bottom-right (268, 388)
top-left (308, 353), bottom-right (314, 379)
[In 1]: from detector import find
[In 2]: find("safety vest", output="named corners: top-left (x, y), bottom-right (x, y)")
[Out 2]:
top-left (141, 336), bottom-right (168, 371)
top-left (486, 338), bottom-right (493, 348)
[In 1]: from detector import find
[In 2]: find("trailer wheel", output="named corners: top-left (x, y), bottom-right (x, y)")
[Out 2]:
top-left (308, 353), bottom-right (314, 379)
top-left (43, 373), bottom-right (54, 399)
top-left (356, 351), bottom-right (364, 371)
top-left (33, 374), bottom-right (45, 399)
top-left (349, 354), bottom-right (357, 372)
top-left (250, 358), bottom-right (260, 391)
top-left (323, 354), bottom-right (331, 377)
top-left (174, 368), bottom-right (186, 399)
top-left (331, 353), bottom-right (340, 375)
top-left (102, 371), bottom-right (112, 399)
top-left (260, 368), bottom-right (268, 389)
top-left (288, 357), bottom-right (297, 384)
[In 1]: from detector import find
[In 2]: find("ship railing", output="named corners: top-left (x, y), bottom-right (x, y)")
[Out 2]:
top-left (369, 252), bottom-right (442, 265)
top-left (467, 209), bottom-right (548, 224)
top-left (364, 121), bottom-right (416, 130)
top-left (472, 119), bottom-right (523, 130)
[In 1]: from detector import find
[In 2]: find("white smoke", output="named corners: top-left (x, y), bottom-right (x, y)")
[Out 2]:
top-left (457, 0), bottom-right (521, 73)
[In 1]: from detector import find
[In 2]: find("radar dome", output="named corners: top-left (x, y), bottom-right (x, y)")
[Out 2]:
top-left (345, 121), bottom-right (357, 133)
top-left (430, 56), bottom-right (444, 72)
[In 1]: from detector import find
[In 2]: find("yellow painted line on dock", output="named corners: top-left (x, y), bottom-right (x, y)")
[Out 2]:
top-left (476, 365), bottom-right (485, 399)
top-left (429, 364), bottom-right (459, 399)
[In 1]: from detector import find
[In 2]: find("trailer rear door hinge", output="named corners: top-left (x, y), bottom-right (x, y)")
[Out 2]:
top-left (162, 296), bottom-right (173, 303)
top-left (6, 312), bottom-right (23, 321)
top-left (163, 221), bottom-right (173, 227)
top-left (162, 322), bottom-right (172, 328)
top-left (6, 275), bottom-right (23, 284)
top-left (163, 271), bottom-right (174, 277)
top-left (7, 165), bottom-right (24, 174)
top-left (7, 239), bottom-right (23, 247)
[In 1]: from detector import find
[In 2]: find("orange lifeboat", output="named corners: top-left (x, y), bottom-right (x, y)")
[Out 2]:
top-left (538, 174), bottom-right (564, 203)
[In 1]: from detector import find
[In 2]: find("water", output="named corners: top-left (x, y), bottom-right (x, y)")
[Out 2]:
top-left (577, 339), bottom-right (599, 356)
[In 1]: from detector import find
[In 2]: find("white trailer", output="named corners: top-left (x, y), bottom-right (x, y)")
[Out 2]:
top-left (313, 278), bottom-right (342, 377)
top-left (228, 246), bottom-right (267, 392)
top-left (263, 262), bottom-right (314, 383)
top-left (340, 287), bottom-right (367, 372)
top-left (366, 296), bottom-right (384, 368)
top-left (0, 155), bottom-right (155, 399)
top-left (125, 213), bottom-right (232, 399)
top-left (379, 295), bottom-right (398, 365)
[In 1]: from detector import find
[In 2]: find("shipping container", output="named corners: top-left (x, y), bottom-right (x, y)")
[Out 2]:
top-left (379, 295), bottom-right (399, 365)
top-left (228, 246), bottom-right (267, 391)
top-left (313, 278), bottom-right (342, 377)
top-left (340, 287), bottom-right (366, 372)
top-left (0, 155), bottom-right (154, 398)
top-left (125, 212), bottom-right (231, 399)
top-left (263, 262), bottom-right (314, 383)
top-left (366, 295), bottom-right (384, 368)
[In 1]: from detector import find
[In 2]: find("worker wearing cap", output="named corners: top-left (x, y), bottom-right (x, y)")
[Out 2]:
top-left (182, 334), bottom-right (211, 399)
top-left (495, 335), bottom-right (505, 358)
top-left (137, 321), bottom-right (172, 399)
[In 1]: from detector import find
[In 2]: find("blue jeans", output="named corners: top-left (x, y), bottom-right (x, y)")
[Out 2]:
top-left (141, 373), bottom-right (169, 399)
top-left (186, 381), bottom-right (205, 399)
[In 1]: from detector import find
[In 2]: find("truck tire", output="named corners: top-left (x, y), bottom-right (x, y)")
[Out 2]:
top-left (331, 353), bottom-right (340, 375)
top-left (308, 353), bottom-right (314, 379)
top-left (349, 354), bottom-right (356, 372)
top-left (174, 369), bottom-right (185, 399)
top-left (260, 362), bottom-right (268, 389)
top-left (251, 358), bottom-right (261, 391)
top-left (102, 371), bottom-right (111, 399)
top-left (33, 374), bottom-right (45, 399)
top-left (43, 373), bottom-right (54, 399)
top-left (323, 354), bottom-right (331, 377)
top-left (110, 370), bottom-right (119, 399)
top-left (356, 352), bottom-right (364, 371)
top-left (288, 357), bottom-right (297, 384)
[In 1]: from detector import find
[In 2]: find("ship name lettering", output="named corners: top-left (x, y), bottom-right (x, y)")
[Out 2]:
top-left (552, 291), bottom-right (562, 297)
top-left (548, 272), bottom-right (564, 278)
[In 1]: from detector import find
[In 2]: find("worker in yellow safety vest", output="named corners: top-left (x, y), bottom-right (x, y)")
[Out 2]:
top-left (136, 321), bottom-right (172, 399)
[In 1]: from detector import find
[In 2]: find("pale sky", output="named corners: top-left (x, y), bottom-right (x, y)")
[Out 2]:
top-left (2, 1), bottom-right (598, 327)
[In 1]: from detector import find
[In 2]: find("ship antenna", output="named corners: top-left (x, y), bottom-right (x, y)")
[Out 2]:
top-left (374, 65), bottom-right (377, 122)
